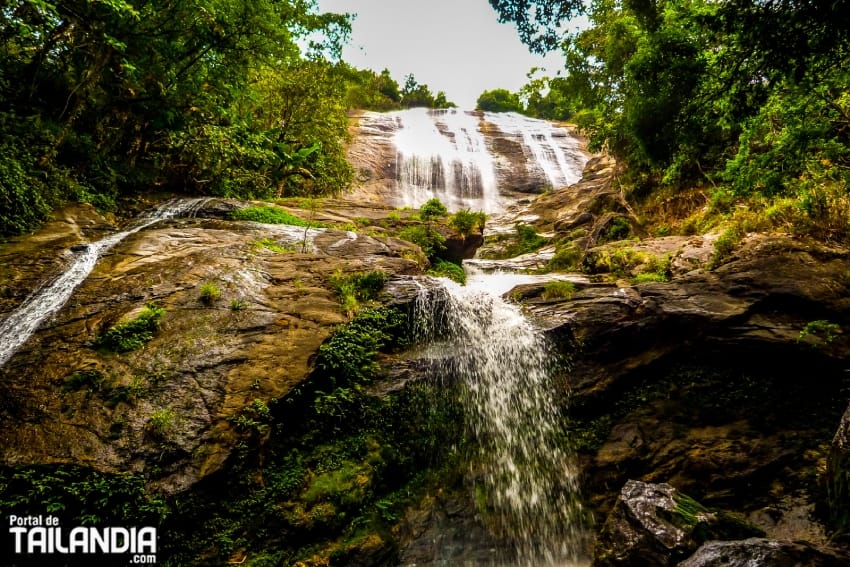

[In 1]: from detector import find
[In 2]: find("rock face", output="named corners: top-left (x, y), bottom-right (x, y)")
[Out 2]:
top-left (516, 234), bottom-right (850, 526)
top-left (0, 201), bottom-right (421, 493)
top-left (345, 109), bottom-right (589, 209)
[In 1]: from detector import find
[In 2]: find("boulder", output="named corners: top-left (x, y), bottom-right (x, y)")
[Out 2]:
top-left (593, 480), bottom-right (762, 566)
top-left (679, 538), bottom-right (848, 566)
top-left (827, 402), bottom-right (850, 533)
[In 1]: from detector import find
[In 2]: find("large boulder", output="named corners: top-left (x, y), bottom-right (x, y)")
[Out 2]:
top-left (593, 480), bottom-right (762, 566)
top-left (679, 538), bottom-right (848, 566)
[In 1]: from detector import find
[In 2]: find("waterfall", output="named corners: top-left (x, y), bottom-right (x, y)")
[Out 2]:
top-left (393, 107), bottom-right (501, 213)
top-left (0, 198), bottom-right (209, 368)
top-left (381, 108), bottom-right (587, 216)
top-left (414, 274), bottom-right (589, 566)
top-left (483, 112), bottom-right (585, 191)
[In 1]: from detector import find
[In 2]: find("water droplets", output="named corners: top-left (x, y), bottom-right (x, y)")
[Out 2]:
top-left (414, 276), bottom-right (590, 565)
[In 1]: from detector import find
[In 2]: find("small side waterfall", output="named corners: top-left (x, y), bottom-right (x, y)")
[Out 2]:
top-left (393, 108), bottom-right (500, 213)
top-left (414, 274), bottom-right (589, 566)
top-left (483, 112), bottom-right (585, 190)
top-left (0, 198), bottom-right (209, 367)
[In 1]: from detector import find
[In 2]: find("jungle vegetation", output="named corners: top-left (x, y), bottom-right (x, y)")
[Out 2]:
top-left (0, 0), bottom-right (453, 236)
top-left (488, 0), bottom-right (850, 241)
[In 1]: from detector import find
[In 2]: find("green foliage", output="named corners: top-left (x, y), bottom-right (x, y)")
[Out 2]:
top-left (0, 143), bottom-right (55, 235)
top-left (603, 216), bottom-right (632, 242)
top-left (199, 282), bottom-right (222, 305)
top-left (230, 206), bottom-right (319, 227)
top-left (633, 271), bottom-right (668, 284)
top-left (0, 465), bottom-right (168, 526)
top-left (427, 259), bottom-right (467, 285)
top-left (398, 225), bottom-right (447, 261)
top-left (476, 88), bottom-right (524, 113)
top-left (147, 408), bottom-right (176, 439)
top-left (546, 243), bottom-right (583, 272)
top-left (399, 74), bottom-right (457, 109)
top-left (229, 299), bottom-right (248, 311)
top-left (328, 270), bottom-right (387, 314)
top-left (419, 198), bottom-right (448, 220)
top-left (709, 226), bottom-right (746, 269)
top-left (250, 238), bottom-right (295, 253)
top-left (230, 399), bottom-right (273, 433)
top-left (494, 0), bottom-right (850, 240)
top-left (541, 281), bottom-right (576, 300)
top-left (316, 307), bottom-right (408, 385)
top-left (798, 320), bottom-right (842, 345)
top-left (0, 1), bottom-right (354, 233)
top-left (448, 209), bottom-right (487, 236)
top-left (92, 303), bottom-right (165, 353)
top-left (509, 223), bottom-right (549, 257)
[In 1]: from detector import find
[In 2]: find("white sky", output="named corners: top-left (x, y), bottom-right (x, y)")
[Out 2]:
top-left (316, 0), bottom-right (567, 109)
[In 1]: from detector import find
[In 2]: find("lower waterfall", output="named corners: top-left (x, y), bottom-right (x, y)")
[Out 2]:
top-left (412, 272), bottom-right (590, 566)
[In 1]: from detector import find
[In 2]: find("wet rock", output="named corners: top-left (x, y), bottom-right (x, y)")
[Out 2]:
top-left (442, 231), bottom-right (485, 264)
top-left (593, 480), bottom-right (763, 566)
top-left (397, 492), bottom-right (512, 566)
top-left (516, 233), bottom-right (850, 545)
top-left (679, 538), bottom-right (848, 566)
top-left (827, 402), bottom-right (850, 533)
top-left (0, 208), bottom-right (424, 493)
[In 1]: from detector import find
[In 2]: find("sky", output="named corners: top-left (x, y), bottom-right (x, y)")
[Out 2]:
top-left (316, 0), bottom-right (568, 109)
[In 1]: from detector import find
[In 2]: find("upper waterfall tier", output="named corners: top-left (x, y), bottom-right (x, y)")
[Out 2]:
top-left (347, 108), bottom-right (588, 213)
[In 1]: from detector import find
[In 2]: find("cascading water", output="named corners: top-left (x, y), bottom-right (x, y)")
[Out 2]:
top-left (483, 112), bottom-right (585, 191)
top-left (383, 108), bottom-right (587, 215)
top-left (414, 273), bottom-right (590, 566)
top-left (393, 107), bottom-right (501, 213)
top-left (0, 198), bottom-right (209, 367)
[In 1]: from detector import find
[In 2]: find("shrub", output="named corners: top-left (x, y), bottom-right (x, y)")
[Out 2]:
top-left (419, 198), bottom-right (448, 220)
top-left (448, 209), bottom-right (486, 236)
top-left (603, 217), bottom-right (631, 242)
top-left (509, 223), bottom-right (548, 256)
top-left (229, 299), bottom-right (248, 311)
top-left (546, 244), bottom-right (583, 272)
top-left (541, 281), bottom-right (576, 300)
top-left (328, 270), bottom-right (387, 314)
top-left (199, 282), bottom-right (222, 305)
top-left (147, 408), bottom-right (176, 438)
top-left (251, 238), bottom-right (294, 253)
top-left (316, 307), bottom-right (408, 384)
top-left (798, 320), bottom-right (841, 344)
top-left (709, 226), bottom-right (745, 269)
top-left (92, 303), bottom-right (165, 353)
top-left (427, 259), bottom-right (467, 284)
top-left (633, 272), bottom-right (669, 283)
top-left (398, 225), bottom-right (446, 260)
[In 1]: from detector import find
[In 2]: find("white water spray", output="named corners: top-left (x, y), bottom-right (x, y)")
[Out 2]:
top-left (483, 112), bottom-right (585, 190)
top-left (414, 274), bottom-right (589, 566)
top-left (393, 107), bottom-right (501, 213)
top-left (0, 198), bottom-right (209, 367)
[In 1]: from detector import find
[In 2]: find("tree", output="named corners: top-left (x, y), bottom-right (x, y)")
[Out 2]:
top-left (0, 0), bottom-right (354, 232)
top-left (476, 88), bottom-right (523, 113)
top-left (491, 0), bottom-right (850, 193)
